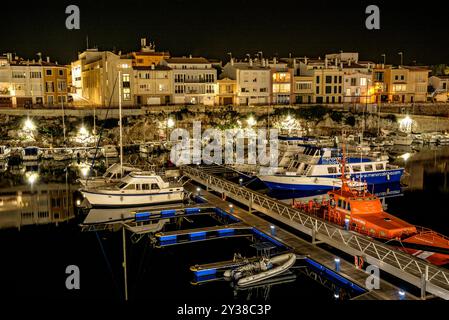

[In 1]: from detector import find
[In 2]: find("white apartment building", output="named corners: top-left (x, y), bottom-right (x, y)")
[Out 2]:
top-left (133, 65), bottom-right (173, 105)
top-left (160, 57), bottom-right (216, 106)
top-left (221, 59), bottom-right (271, 106)
top-left (343, 71), bottom-right (373, 104)
top-left (0, 53), bottom-right (45, 107)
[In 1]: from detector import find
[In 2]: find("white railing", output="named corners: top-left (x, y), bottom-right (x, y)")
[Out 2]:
top-left (182, 165), bottom-right (449, 300)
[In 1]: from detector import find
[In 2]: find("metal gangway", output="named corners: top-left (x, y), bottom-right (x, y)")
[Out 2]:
top-left (181, 165), bottom-right (449, 300)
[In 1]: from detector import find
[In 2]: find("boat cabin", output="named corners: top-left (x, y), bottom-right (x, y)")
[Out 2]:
top-left (327, 186), bottom-right (417, 239)
top-left (116, 173), bottom-right (182, 192)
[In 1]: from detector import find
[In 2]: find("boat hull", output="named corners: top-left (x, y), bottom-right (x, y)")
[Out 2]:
top-left (260, 168), bottom-right (403, 191)
top-left (81, 189), bottom-right (184, 207)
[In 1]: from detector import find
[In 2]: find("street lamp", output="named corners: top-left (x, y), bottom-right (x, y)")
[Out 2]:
top-left (23, 118), bottom-right (35, 131)
top-left (247, 115), bottom-right (256, 127)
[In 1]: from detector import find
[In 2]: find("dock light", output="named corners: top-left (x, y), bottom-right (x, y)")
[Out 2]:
top-left (196, 187), bottom-right (201, 195)
top-left (76, 199), bottom-right (81, 206)
top-left (334, 258), bottom-right (341, 272)
top-left (239, 178), bottom-right (243, 185)
top-left (270, 225), bottom-right (276, 236)
top-left (399, 290), bottom-right (406, 300)
top-left (333, 293), bottom-right (340, 299)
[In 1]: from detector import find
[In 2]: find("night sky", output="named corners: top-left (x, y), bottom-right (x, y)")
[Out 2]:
top-left (1, 0), bottom-right (449, 65)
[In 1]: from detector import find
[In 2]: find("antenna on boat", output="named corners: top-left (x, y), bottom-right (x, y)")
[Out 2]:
top-left (118, 70), bottom-right (123, 177)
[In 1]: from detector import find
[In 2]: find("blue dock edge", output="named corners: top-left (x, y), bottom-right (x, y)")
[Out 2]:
top-left (305, 258), bottom-right (366, 294)
top-left (161, 209), bottom-right (176, 217)
top-left (135, 212), bottom-right (151, 221)
top-left (252, 228), bottom-right (288, 249)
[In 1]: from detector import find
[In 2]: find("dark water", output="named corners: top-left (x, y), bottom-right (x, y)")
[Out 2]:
top-left (1, 146), bottom-right (448, 303)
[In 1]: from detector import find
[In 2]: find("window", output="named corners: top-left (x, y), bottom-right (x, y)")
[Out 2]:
top-left (296, 82), bottom-right (312, 91)
top-left (122, 74), bottom-right (130, 88)
top-left (350, 78), bottom-right (356, 86)
top-left (57, 80), bottom-right (66, 92)
top-left (30, 71), bottom-right (41, 79)
top-left (334, 76), bottom-right (338, 83)
top-left (327, 167), bottom-right (338, 174)
top-left (151, 183), bottom-right (159, 190)
top-left (142, 184), bottom-right (151, 190)
top-left (123, 88), bottom-right (131, 101)
top-left (352, 165), bottom-right (361, 172)
top-left (338, 199), bottom-right (342, 208)
top-left (316, 76), bottom-right (320, 84)
top-left (45, 81), bottom-right (54, 92)
top-left (47, 95), bottom-right (54, 105)
top-left (58, 69), bottom-right (64, 76)
top-left (325, 76), bottom-right (332, 84)
top-left (360, 78), bottom-right (367, 86)
top-left (325, 86), bottom-right (332, 94)
top-left (374, 72), bottom-right (384, 82)
top-left (375, 163), bottom-right (384, 170)
top-left (365, 164), bottom-right (373, 171)
top-left (46, 69), bottom-right (52, 76)
top-left (12, 71), bottom-right (26, 79)
top-left (124, 184), bottom-right (135, 190)
top-left (316, 86), bottom-right (320, 94)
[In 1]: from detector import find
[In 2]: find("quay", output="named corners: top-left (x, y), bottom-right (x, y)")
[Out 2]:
top-left (181, 164), bottom-right (449, 300)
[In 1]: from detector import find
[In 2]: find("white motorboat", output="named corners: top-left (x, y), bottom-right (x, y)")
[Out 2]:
top-left (224, 253), bottom-right (296, 287)
top-left (102, 145), bottom-right (119, 158)
top-left (41, 149), bottom-right (54, 160)
top-left (87, 148), bottom-right (102, 159)
top-left (0, 146), bottom-right (11, 160)
top-left (22, 146), bottom-right (41, 161)
top-left (78, 163), bottom-right (141, 187)
top-left (53, 149), bottom-right (73, 161)
top-left (80, 172), bottom-right (185, 207)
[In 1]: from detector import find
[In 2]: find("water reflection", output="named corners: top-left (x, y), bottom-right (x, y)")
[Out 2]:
top-left (0, 182), bottom-right (76, 230)
top-left (397, 146), bottom-right (449, 192)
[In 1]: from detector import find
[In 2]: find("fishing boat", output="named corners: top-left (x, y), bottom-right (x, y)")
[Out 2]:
top-left (80, 172), bottom-right (185, 207)
top-left (258, 146), bottom-right (404, 191)
top-left (224, 253), bottom-right (296, 287)
top-left (78, 162), bottom-right (141, 187)
top-left (0, 146), bottom-right (10, 160)
top-left (22, 146), bottom-right (41, 161)
top-left (292, 156), bottom-right (449, 266)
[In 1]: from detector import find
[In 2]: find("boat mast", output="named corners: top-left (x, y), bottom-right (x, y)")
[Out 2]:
top-left (118, 70), bottom-right (123, 177)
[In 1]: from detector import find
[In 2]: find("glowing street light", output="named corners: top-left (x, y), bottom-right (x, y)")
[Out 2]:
top-left (399, 115), bottom-right (413, 133)
top-left (247, 115), bottom-right (257, 127)
top-left (167, 117), bottom-right (175, 128)
top-left (79, 126), bottom-right (88, 136)
top-left (26, 172), bottom-right (39, 185)
top-left (23, 118), bottom-right (35, 131)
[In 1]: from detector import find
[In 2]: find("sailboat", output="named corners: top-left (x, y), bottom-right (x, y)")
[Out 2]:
top-left (80, 70), bottom-right (185, 207)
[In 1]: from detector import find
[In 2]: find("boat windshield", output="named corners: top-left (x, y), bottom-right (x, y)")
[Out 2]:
top-left (118, 182), bottom-right (128, 189)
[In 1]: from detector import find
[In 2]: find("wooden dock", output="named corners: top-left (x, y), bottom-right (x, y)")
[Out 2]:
top-left (186, 183), bottom-right (419, 300)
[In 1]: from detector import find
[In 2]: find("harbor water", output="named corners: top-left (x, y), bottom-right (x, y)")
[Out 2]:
top-left (1, 146), bottom-right (448, 301)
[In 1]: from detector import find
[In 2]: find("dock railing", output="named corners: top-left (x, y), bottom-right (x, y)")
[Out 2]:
top-left (182, 164), bottom-right (449, 300)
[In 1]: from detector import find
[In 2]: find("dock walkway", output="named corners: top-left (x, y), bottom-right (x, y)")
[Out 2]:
top-left (185, 183), bottom-right (419, 300)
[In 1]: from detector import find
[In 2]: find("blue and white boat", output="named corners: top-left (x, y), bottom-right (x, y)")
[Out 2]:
top-left (258, 146), bottom-right (404, 191)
